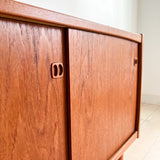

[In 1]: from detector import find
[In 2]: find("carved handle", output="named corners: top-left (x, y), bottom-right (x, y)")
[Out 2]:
top-left (51, 63), bottom-right (64, 79)
top-left (134, 58), bottom-right (138, 66)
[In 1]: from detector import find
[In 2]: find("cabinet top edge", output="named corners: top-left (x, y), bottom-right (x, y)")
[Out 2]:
top-left (0, 0), bottom-right (142, 43)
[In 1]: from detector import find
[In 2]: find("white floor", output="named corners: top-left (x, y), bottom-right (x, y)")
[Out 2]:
top-left (125, 103), bottom-right (160, 160)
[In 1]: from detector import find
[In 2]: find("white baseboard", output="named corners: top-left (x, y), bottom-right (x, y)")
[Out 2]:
top-left (142, 94), bottom-right (160, 105)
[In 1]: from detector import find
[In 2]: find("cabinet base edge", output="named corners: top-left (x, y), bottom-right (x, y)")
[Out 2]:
top-left (109, 131), bottom-right (138, 160)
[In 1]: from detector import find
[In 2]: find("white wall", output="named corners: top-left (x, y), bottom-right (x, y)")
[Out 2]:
top-left (15, 0), bottom-right (138, 32)
top-left (138, 0), bottom-right (160, 105)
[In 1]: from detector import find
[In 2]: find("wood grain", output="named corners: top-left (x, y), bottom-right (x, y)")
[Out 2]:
top-left (68, 29), bottom-right (138, 160)
top-left (0, 0), bottom-right (141, 43)
top-left (0, 18), bottom-right (68, 160)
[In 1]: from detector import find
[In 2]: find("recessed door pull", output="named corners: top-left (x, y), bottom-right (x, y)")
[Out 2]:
top-left (51, 63), bottom-right (64, 79)
top-left (134, 58), bottom-right (138, 65)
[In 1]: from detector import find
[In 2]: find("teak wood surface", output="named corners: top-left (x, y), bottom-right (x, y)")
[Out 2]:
top-left (0, 18), bottom-right (68, 160)
top-left (109, 132), bottom-right (137, 160)
top-left (0, 0), bottom-right (142, 43)
top-left (68, 29), bottom-right (138, 160)
top-left (0, 1), bottom-right (143, 160)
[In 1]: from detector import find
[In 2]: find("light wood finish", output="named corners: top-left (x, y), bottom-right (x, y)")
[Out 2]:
top-left (68, 29), bottom-right (139, 160)
top-left (0, 18), bottom-right (68, 160)
top-left (126, 104), bottom-right (160, 160)
top-left (0, 0), bottom-right (141, 43)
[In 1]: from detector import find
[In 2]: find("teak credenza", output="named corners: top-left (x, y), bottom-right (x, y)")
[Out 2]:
top-left (0, 1), bottom-right (143, 160)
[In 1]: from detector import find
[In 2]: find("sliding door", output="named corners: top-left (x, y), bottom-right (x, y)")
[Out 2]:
top-left (0, 18), bottom-right (68, 160)
top-left (68, 29), bottom-right (138, 160)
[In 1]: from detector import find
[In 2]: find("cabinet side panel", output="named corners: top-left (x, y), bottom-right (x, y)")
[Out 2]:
top-left (0, 18), bottom-right (68, 160)
top-left (136, 34), bottom-right (143, 138)
top-left (68, 29), bottom-right (138, 160)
